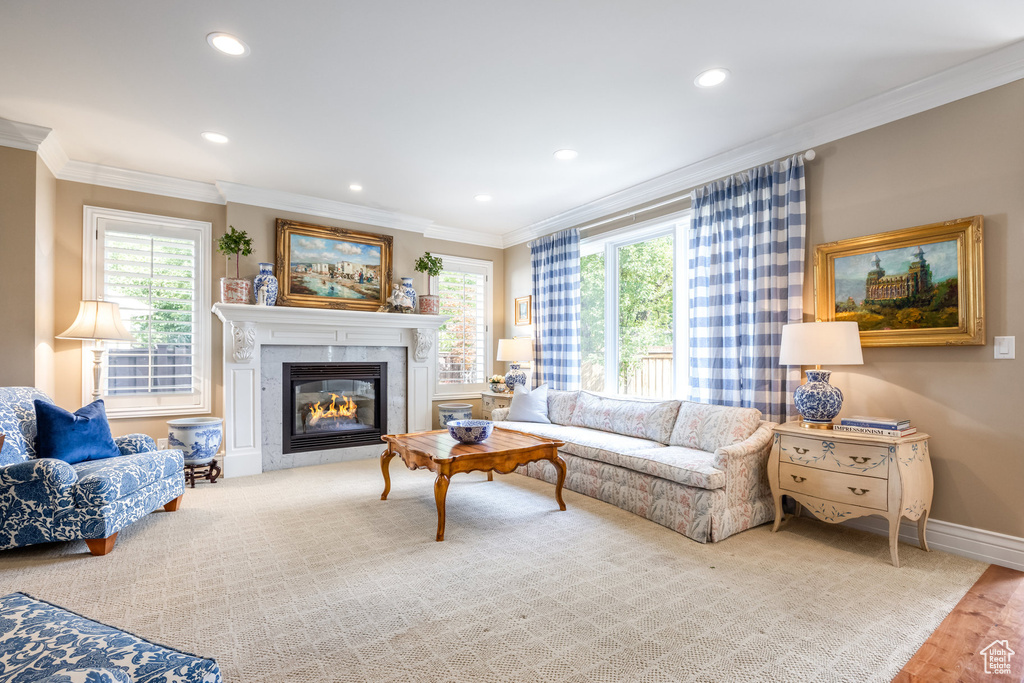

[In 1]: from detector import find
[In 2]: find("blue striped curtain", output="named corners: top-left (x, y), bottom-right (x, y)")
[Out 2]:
top-left (687, 155), bottom-right (806, 422)
top-left (529, 228), bottom-right (582, 390)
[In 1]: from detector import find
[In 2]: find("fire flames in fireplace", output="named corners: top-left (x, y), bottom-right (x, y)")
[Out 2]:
top-left (305, 393), bottom-right (359, 431)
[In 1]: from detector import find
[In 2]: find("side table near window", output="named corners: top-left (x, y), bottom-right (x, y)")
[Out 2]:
top-left (768, 421), bottom-right (933, 567)
top-left (480, 392), bottom-right (512, 420)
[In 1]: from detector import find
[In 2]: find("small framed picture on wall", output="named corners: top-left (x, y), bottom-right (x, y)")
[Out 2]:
top-left (514, 295), bottom-right (531, 326)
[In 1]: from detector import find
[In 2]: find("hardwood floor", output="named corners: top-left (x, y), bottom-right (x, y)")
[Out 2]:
top-left (894, 564), bottom-right (1024, 682)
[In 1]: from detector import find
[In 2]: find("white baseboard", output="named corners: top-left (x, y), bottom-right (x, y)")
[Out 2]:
top-left (222, 450), bottom-right (263, 478)
top-left (841, 516), bottom-right (1024, 571)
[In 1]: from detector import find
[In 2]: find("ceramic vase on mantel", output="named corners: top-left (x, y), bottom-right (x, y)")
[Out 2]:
top-left (220, 277), bottom-right (251, 304)
top-left (253, 262), bottom-right (278, 306)
top-left (419, 294), bottom-right (439, 315)
top-left (400, 277), bottom-right (418, 311)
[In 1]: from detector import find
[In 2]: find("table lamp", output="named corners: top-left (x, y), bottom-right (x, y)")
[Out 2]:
top-left (57, 300), bottom-right (136, 401)
top-left (779, 321), bottom-right (863, 429)
top-left (496, 337), bottom-right (533, 391)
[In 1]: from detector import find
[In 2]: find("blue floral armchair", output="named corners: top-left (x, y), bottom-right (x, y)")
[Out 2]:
top-left (0, 387), bottom-right (186, 555)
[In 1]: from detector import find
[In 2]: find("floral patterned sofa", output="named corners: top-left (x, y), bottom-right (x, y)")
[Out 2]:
top-left (492, 390), bottom-right (777, 542)
top-left (0, 387), bottom-right (186, 555)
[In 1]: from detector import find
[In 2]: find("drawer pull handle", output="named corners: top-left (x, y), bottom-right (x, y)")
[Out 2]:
top-left (848, 487), bottom-right (870, 496)
top-left (790, 475), bottom-right (807, 483)
top-left (793, 447), bottom-right (810, 455)
top-left (849, 456), bottom-right (871, 464)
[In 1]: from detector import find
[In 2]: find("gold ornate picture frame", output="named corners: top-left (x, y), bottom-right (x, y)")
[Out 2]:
top-left (815, 215), bottom-right (984, 347)
top-left (275, 219), bottom-right (393, 311)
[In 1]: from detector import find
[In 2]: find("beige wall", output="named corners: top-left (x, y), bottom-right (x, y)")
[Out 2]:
top-left (52, 181), bottom-right (228, 439)
top-left (501, 80), bottom-right (1024, 538)
top-left (223, 203), bottom-right (505, 429)
top-left (0, 147), bottom-right (38, 386)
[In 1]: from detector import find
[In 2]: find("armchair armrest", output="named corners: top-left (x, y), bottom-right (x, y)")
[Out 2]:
top-left (115, 433), bottom-right (157, 455)
top-left (0, 458), bottom-right (77, 491)
top-left (491, 407), bottom-right (510, 421)
top-left (712, 421), bottom-right (777, 507)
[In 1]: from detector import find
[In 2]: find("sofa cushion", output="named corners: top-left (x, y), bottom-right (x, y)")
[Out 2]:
top-left (34, 399), bottom-right (121, 465)
top-left (669, 401), bottom-right (762, 452)
top-left (547, 390), bottom-right (579, 425)
top-left (496, 421), bottom-right (662, 456)
top-left (507, 384), bottom-right (551, 423)
top-left (72, 449), bottom-right (183, 508)
top-left (568, 391), bottom-right (680, 443)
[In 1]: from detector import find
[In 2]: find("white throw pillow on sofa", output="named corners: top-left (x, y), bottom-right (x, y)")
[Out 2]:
top-left (507, 384), bottom-right (551, 423)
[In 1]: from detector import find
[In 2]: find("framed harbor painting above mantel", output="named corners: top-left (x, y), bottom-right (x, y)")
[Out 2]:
top-left (814, 215), bottom-right (984, 347)
top-left (275, 219), bottom-right (393, 311)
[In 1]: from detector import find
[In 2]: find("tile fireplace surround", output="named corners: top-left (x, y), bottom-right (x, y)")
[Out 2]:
top-left (212, 303), bottom-right (447, 477)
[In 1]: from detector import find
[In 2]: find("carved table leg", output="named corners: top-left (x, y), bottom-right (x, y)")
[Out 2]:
top-left (918, 511), bottom-right (931, 552)
top-left (380, 450), bottom-right (396, 500)
top-left (771, 491), bottom-right (783, 532)
top-left (889, 516), bottom-right (901, 568)
top-left (551, 453), bottom-right (567, 511)
top-left (434, 474), bottom-right (450, 542)
top-left (487, 471), bottom-right (493, 482)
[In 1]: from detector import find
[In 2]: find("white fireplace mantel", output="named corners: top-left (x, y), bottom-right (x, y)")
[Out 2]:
top-left (212, 303), bottom-right (447, 477)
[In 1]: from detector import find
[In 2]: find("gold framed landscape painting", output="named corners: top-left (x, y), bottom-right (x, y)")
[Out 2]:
top-left (275, 219), bottom-right (393, 311)
top-left (515, 295), bottom-right (532, 326)
top-left (814, 216), bottom-right (984, 347)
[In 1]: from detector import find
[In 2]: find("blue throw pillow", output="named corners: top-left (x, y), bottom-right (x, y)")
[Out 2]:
top-left (33, 399), bottom-right (121, 464)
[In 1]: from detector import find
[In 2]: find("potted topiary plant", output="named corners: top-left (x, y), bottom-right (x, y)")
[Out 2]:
top-left (217, 225), bottom-right (255, 304)
top-left (413, 252), bottom-right (444, 314)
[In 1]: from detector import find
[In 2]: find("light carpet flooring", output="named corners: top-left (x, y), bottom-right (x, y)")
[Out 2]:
top-left (0, 458), bottom-right (986, 682)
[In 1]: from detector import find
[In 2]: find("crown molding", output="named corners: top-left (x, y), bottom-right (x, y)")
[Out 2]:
top-left (0, 118), bottom-right (52, 152)
top-left (36, 133), bottom-right (69, 176)
top-left (424, 224), bottom-right (505, 249)
top-left (58, 160), bottom-right (226, 204)
top-left (502, 38), bottom-right (1024, 247)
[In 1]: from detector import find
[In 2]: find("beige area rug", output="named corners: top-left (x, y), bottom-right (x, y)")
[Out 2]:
top-left (0, 458), bottom-right (985, 682)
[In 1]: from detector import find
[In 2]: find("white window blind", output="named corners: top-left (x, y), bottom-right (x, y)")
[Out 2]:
top-left (84, 207), bottom-right (211, 417)
top-left (433, 255), bottom-right (492, 394)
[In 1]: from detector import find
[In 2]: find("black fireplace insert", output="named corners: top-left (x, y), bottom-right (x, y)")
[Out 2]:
top-left (282, 362), bottom-right (387, 454)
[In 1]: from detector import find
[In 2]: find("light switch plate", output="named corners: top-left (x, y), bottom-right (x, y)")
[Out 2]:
top-left (994, 336), bottom-right (1015, 359)
top-left (157, 438), bottom-right (169, 449)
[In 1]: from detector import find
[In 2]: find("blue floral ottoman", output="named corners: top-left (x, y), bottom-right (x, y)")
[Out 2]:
top-left (0, 593), bottom-right (221, 682)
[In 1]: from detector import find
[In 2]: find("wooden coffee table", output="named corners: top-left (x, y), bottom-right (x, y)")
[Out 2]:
top-left (380, 428), bottom-right (567, 541)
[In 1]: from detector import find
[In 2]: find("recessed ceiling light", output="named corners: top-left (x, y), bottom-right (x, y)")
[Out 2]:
top-left (554, 149), bottom-right (578, 160)
top-left (474, 194), bottom-right (492, 202)
top-left (206, 32), bottom-right (250, 56)
top-left (349, 184), bottom-right (363, 192)
top-left (201, 131), bottom-right (229, 144)
top-left (694, 67), bottom-right (730, 88)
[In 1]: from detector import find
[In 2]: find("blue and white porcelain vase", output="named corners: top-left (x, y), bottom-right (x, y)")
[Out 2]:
top-left (400, 277), bottom-right (417, 311)
top-left (438, 403), bottom-right (473, 427)
top-left (504, 363), bottom-right (528, 392)
top-left (794, 369), bottom-right (844, 426)
top-left (253, 262), bottom-right (278, 306)
top-left (167, 417), bottom-right (224, 465)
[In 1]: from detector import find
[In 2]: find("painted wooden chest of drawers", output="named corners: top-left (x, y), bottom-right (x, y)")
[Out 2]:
top-left (768, 421), bottom-right (933, 567)
top-left (480, 392), bottom-right (513, 420)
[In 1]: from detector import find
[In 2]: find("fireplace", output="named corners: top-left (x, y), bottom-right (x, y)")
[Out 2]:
top-left (282, 362), bottom-right (387, 454)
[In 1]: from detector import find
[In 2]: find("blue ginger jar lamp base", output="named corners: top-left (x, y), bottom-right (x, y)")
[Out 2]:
top-left (504, 363), bottom-right (528, 392)
top-left (794, 369), bottom-right (844, 429)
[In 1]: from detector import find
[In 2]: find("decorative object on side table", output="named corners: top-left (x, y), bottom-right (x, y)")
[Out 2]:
top-left (438, 402), bottom-right (473, 426)
top-left (253, 262), bottom-right (278, 306)
top-left (496, 337), bottom-right (533, 391)
top-left (217, 225), bottom-right (255, 304)
top-left (414, 252), bottom-right (443, 314)
top-left (167, 417), bottom-right (223, 487)
top-left (56, 300), bottom-right (136, 401)
top-left (815, 215), bottom-right (984, 347)
top-left (514, 295), bottom-right (532, 326)
top-left (446, 419), bottom-right (494, 444)
top-left (768, 421), bottom-right (933, 567)
top-left (779, 321), bottom-right (863, 429)
top-left (488, 375), bottom-right (507, 393)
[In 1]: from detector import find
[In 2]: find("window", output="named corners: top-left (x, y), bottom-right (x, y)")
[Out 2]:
top-left (580, 212), bottom-right (689, 399)
top-left (433, 255), bottom-right (493, 397)
top-left (83, 206), bottom-right (211, 417)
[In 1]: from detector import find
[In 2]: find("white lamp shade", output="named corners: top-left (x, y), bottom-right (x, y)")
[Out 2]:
top-left (779, 321), bottom-right (863, 367)
top-left (496, 337), bottom-right (533, 362)
top-left (57, 300), bottom-right (135, 342)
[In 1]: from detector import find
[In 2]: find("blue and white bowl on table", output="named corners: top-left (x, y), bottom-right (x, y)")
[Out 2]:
top-left (446, 419), bottom-right (494, 444)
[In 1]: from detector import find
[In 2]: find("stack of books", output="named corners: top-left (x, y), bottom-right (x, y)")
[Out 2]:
top-left (833, 416), bottom-right (916, 437)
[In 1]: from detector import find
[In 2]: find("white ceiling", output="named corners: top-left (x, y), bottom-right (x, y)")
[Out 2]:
top-left (2, 1), bottom-right (1024, 241)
